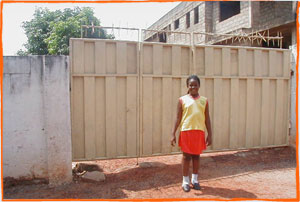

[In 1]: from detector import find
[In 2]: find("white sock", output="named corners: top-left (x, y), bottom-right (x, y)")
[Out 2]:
top-left (191, 173), bottom-right (198, 184)
top-left (182, 176), bottom-right (190, 186)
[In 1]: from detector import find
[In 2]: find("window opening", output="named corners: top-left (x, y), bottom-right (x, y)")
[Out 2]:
top-left (186, 12), bottom-right (190, 28)
top-left (159, 32), bottom-right (167, 42)
top-left (194, 6), bottom-right (199, 24)
top-left (220, 1), bottom-right (240, 22)
top-left (174, 19), bottom-right (180, 29)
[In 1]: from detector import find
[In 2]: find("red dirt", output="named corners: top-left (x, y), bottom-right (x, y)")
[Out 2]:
top-left (3, 146), bottom-right (297, 200)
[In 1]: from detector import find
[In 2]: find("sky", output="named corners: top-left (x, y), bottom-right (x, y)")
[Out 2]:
top-left (2, 2), bottom-right (181, 56)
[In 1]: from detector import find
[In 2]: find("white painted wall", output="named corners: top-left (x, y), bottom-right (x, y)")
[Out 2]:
top-left (3, 56), bottom-right (72, 185)
top-left (3, 56), bottom-right (47, 179)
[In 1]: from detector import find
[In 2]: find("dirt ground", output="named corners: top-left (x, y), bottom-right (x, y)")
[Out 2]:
top-left (3, 146), bottom-right (298, 200)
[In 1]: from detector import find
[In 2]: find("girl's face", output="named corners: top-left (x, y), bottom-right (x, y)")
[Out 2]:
top-left (188, 79), bottom-right (200, 96)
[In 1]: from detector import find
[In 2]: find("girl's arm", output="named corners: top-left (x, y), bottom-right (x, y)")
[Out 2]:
top-left (171, 100), bottom-right (183, 146)
top-left (205, 101), bottom-right (212, 146)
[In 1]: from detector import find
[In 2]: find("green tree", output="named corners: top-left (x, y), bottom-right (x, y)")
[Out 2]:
top-left (18, 7), bottom-right (113, 55)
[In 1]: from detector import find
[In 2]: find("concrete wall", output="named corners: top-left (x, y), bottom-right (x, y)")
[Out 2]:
top-left (146, 2), bottom-right (202, 32)
top-left (145, 1), bottom-right (252, 42)
top-left (3, 56), bottom-right (72, 186)
top-left (212, 1), bottom-right (251, 34)
top-left (144, 2), bottom-right (204, 44)
top-left (256, 1), bottom-right (294, 30)
top-left (150, 1), bottom-right (295, 33)
top-left (144, 1), bottom-right (295, 46)
top-left (3, 56), bottom-right (47, 179)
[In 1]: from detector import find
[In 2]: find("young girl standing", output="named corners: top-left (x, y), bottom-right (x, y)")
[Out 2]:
top-left (171, 75), bottom-right (212, 192)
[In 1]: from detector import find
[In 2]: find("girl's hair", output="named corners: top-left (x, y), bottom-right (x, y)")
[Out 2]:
top-left (186, 75), bottom-right (200, 87)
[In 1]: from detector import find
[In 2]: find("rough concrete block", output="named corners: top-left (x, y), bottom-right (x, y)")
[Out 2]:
top-left (82, 171), bottom-right (106, 182)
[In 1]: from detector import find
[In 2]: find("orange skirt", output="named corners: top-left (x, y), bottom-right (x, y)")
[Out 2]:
top-left (179, 130), bottom-right (206, 155)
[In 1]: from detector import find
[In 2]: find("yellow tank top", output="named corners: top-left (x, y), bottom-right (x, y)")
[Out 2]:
top-left (179, 94), bottom-right (207, 132)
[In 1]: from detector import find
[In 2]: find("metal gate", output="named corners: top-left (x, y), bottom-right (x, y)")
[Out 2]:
top-left (70, 38), bottom-right (290, 161)
top-left (70, 39), bottom-right (139, 160)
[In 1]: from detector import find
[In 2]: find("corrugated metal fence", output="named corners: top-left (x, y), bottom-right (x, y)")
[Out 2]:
top-left (70, 39), bottom-right (290, 161)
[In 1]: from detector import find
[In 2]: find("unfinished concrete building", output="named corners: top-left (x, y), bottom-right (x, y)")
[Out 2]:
top-left (144, 1), bottom-right (297, 49)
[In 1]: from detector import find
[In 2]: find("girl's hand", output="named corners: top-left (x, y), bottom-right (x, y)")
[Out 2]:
top-left (206, 135), bottom-right (212, 146)
top-left (170, 136), bottom-right (176, 146)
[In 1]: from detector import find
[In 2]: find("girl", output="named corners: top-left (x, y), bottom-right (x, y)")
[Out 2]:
top-left (171, 75), bottom-right (212, 192)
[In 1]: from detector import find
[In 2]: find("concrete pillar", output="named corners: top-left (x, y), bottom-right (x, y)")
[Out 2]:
top-left (43, 56), bottom-right (72, 186)
top-left (289, 5), bottom-right (297, 149)
top-left (204, 1), bottom-right (213, 43)
top-left (290, 45), bottom-right (297, 149)
top-left (250, 1), bottom-right (260, 30)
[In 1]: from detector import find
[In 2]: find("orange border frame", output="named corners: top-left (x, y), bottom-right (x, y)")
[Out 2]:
top-left (0, 0), bottom-right (299, 201)
top-left (296, 1), bottom-right (299, 201)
